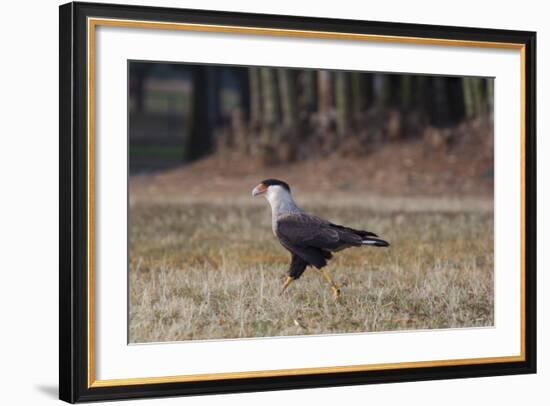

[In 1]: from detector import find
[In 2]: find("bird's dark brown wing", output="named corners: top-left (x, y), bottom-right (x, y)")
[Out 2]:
top-left (328, 222), bottom-right (378, 239)
top-left (277, 213), bottom-right (338, 246)
top-left (276, 212), bottom-right (364, 250)
top-left (276, 213), bottom-right (389, 269)
top-left (275, 213), bottom-right (357, 268)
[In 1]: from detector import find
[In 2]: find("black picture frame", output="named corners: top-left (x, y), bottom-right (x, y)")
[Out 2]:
top-left (59, 1), bottom-right (537, 403)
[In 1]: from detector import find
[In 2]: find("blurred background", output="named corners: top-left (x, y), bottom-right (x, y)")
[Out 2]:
top-left (128, 61), bottom-right (494, 343)
top-left (129, 62), bottom-right (493, 199)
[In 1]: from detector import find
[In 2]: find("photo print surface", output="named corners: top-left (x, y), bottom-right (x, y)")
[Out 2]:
top-left (128, 61), bottom-right (494, 343)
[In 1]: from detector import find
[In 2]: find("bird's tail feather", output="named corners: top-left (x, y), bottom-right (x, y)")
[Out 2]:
top-left (362, 237), bottom-right (390, 247)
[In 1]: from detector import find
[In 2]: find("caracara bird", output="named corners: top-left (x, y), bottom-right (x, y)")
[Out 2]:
top-left (252, 179), bottom-right (389, 299)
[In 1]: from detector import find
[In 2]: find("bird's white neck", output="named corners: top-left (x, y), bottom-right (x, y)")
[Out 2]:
top-left (265, 185), bottom-right (301, 217)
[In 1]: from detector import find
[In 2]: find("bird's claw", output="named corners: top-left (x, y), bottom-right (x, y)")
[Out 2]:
top-left (331, 286), bottom-right (341, 300)
top-left (280, 276), bottom-right (294, 295)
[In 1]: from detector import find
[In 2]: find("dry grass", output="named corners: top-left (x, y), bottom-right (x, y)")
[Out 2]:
top-left (129, 198), bottom-right (493, 343)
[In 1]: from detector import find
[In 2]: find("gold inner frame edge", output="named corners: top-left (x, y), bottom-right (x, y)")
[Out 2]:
top-left (86, 17), bottom-right (527, 388)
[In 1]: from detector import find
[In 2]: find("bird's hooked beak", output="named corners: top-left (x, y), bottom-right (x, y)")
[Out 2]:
top-left (252, 183), bottom-right (267, 197)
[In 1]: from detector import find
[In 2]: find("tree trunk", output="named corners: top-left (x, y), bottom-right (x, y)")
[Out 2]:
top-left (260, 67), bottom-right (280, 126)
top-left (471, 77), bottom-right (484, 117)
top-left (317, 70), bottom-right (333, 116)
top-left (414, 75), bottom-right (428, 114)
top-left (432, 76), bottom-right (450, 125)
top-left (187, 66), bottom-right (212, 161)
top-left (373, 73), bottom-right (390, 110)
top-left (205, 66), bottom-right (221, 129)
top-left (400, 75), bottom-right (412, 112)
top-left (335, 71), bottom-right (352, 136)
top-left (462, 77), bottom-right (475, 118)
top-left (248, 67), bottom-right (262, 125)
top-left (235, 67), bottom-right (250, 122)
top-left (298, 70), bottom-right (317, 116)
top-left (277, 69), bottom-right (298, 128)
top-left (351, 72), bottom-right (366, 116)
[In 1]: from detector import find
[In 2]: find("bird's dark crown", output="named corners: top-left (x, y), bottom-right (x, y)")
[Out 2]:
top-left (261, 179), bottom-right (291, 193)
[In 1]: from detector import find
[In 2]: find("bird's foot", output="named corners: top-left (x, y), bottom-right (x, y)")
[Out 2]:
top-left (331, 285), bottom-right (341, 300)
top-left (280, 276), bottom-right (295, 295)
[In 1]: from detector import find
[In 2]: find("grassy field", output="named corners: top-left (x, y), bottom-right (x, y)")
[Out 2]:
top-left (128, 198), bottom-right (494, 343)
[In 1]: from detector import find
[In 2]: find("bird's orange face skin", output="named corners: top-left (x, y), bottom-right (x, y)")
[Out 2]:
top-left (252, 183), bottom-right (268, 197)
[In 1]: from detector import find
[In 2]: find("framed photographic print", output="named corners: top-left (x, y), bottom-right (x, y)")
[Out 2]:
top-left (59, 1), bottom-right (536, 403)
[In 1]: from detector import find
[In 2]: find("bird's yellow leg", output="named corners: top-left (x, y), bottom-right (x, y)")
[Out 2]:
top-left (280, 276), bottom-right (295, 294)
top-left (317, 269), bottom-right (341, 300)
